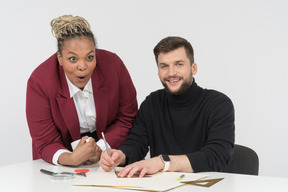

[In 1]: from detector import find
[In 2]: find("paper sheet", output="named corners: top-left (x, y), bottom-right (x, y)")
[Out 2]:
top-left (73, 167), bottom-right (207, 192)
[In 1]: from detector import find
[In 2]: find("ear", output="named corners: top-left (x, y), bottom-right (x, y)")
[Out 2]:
top-left (192, 63), bottom-right (198, 75)
top-left (57, 52), bottom-right (63, 66)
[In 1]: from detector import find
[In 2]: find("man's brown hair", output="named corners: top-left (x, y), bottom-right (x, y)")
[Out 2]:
top-left (153, 36), bottom-right (194, 65)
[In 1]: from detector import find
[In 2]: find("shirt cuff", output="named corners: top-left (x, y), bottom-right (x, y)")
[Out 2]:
top-left (52, 149), bottom-right (71, 165)
top-left (97, 139), bottom-right (110, 151)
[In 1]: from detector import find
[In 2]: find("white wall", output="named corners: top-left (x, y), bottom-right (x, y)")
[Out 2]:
top-left (0, 0), bottom-right (287, 178)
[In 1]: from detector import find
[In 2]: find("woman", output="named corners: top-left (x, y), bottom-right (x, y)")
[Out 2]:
top-left (26, 15), bottom-right (138, 166)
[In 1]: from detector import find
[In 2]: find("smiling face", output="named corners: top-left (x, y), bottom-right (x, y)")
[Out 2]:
top-left (157, 47), bottom-right (197, 95)
top-left (57, 37), bottom-right (96, 89)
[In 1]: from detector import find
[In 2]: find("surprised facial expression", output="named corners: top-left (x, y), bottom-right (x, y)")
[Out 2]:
top-left (57, 37), bottom-right (96, 90)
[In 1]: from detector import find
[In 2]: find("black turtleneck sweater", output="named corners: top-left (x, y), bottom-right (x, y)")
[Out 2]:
top-left (118, 80), bottom-right (235, 172)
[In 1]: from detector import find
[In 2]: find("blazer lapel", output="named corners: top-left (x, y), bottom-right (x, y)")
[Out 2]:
top-left (56, 66), bottom-right (80, 141)
top-left (91, 67), bottom-right (108, 139)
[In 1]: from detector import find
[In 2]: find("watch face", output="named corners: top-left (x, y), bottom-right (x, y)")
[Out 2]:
top-left (162, 154), bottom-right (170, 161)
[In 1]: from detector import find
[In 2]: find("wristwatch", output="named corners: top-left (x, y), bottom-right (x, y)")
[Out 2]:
top-left (160, 154), bottom-right (170, 172)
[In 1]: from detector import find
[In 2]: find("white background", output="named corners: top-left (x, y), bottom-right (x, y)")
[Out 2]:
top-left (0, 0), bottom-right (287, 178)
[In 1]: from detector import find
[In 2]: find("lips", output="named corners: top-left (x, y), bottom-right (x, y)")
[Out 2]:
top-left (165, 77), bottom-right (181, 85)
top-left (77, 75), bottom-right (87, 82)
top-left (168, 79), bottom-right (180, 83)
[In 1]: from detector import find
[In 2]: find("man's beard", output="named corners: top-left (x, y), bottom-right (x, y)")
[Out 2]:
top-left (161, 75), bottom-right (193, 96)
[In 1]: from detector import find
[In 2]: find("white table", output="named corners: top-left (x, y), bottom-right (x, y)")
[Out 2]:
top-left (0, 159), bottom-right (287, 192)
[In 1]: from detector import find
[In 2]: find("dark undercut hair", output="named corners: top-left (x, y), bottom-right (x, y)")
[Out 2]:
top-left (153, 36), bottom-right (194, 65)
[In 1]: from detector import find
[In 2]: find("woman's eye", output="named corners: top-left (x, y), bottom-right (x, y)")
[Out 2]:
top-left (69, 57), bottom-right (77, 62)
top-left (87, 55), bottom-right (94, 61)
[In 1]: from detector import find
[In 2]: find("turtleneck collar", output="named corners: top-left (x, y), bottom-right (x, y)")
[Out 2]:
top-left (166, 78), bottom-right (203, 110)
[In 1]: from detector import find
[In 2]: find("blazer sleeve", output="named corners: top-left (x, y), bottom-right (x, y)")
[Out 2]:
top-left (103, 53), bottom-right (138, 148)
top-left (26, 74), bottom-right (67, 164)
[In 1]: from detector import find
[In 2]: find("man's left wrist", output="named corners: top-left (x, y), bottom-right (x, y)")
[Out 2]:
top-left (160, 154), bottom-right (170, 171)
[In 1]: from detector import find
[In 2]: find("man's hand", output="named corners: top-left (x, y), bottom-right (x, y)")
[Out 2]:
top-left (99, 149), bottom-right (126, 171)
top-left (118, 156), bottom-right (164, 178)
top-left (117, 155), bottom-right (193, 177)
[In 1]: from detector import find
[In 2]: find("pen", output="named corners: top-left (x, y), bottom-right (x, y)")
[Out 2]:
top-left (101, 132), bottom-right (117, 176)
top-left (177, 174), bottom-right (185, 181)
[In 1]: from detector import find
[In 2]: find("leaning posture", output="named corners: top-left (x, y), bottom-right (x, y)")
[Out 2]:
top-left (26, 15), bottom-right (137, 166)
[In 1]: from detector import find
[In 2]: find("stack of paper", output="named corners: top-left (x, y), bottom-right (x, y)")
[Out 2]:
top-left (73, 167), bottom-right (207, 192)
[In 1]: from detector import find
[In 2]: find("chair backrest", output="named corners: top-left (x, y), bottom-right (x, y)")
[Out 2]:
top-left (225, 144), bottom-right (259, 175)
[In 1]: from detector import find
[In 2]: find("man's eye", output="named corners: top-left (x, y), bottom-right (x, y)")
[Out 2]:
top-left (69, 57), bottom-right (77, 62)
top-left (177, 63), bottom-right (183, 66)
top-left (161, 65), bottom-right (167, 69)
top-left (87, 55), bottom-right (94, 61)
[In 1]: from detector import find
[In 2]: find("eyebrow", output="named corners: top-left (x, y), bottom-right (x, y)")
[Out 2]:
top-left (67, 50), bottom-right (95, 56)
top-left (159, 60), bottom-right (184, 65)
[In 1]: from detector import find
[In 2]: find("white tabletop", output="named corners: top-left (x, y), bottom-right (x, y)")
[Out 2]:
top-left (0, 159), bottom-right (287, 192)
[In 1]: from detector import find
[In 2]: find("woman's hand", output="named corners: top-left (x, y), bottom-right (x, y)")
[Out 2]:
top-left (58, 136), bottom-right (98, 166)
top-left (82, 144), bottom-right (102, 165)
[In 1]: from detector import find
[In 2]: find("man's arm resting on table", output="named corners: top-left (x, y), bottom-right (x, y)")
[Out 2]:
top-left (166, 155), bottom-right (194, 172)
top-left (116, 154), bottom-right (194, 178)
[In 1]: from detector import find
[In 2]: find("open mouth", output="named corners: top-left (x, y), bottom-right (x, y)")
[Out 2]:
top-left (166, 78), bottom-right (181, 84)
top-left (169, 79), bottom-right (180, 83)
top-left (77, 76), bottom-right (86, 82)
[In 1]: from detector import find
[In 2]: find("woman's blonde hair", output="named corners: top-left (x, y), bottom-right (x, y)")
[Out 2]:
top-left (50, 15), bottom-right (96, 53)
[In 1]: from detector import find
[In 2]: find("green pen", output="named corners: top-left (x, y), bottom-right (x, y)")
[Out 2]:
top-left (177, 174), bottom-right (185, 181)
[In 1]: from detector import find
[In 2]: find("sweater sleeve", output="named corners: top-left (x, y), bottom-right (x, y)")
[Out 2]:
top-left (187, 95), bottom-right (235, 172)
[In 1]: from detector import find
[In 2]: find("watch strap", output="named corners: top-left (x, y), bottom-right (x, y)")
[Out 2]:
top-left (160, 154), bottom-right (170, 172)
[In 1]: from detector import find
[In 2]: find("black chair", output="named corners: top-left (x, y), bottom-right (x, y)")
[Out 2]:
top-left (225, 144), bottom-right (259, 175)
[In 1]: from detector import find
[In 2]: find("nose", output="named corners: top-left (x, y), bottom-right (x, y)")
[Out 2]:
top-left (77, 60), bottom-right (87, 71)
top-left (168, 65), bottom-right (176, 76)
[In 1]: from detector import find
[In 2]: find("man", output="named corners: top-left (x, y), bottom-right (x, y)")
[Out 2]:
top-left (99, 36), bottom-right (235, 178)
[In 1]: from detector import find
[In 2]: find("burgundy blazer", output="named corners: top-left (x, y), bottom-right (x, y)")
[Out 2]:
top-left (26, 49), bottom-right (138, 164)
